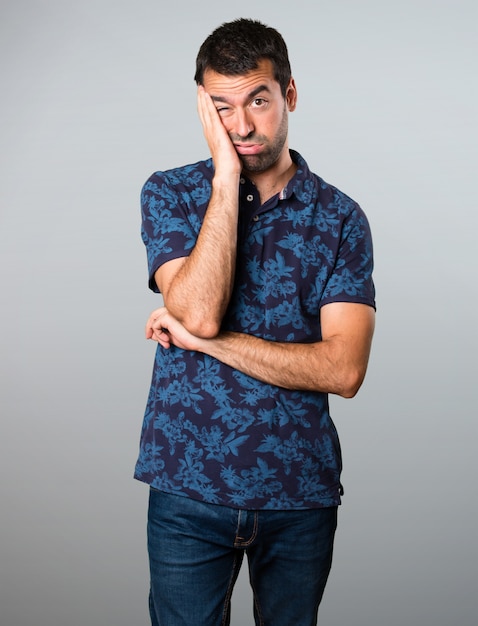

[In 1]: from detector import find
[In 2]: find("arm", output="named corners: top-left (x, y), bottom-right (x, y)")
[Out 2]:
top-left (154, 87), bottom-right (242, 338)
top-left (146, 302), bottom-right (375, 398)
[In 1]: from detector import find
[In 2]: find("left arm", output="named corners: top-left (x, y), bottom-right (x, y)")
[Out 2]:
top-left (146, 302), bottom-right (375, 398)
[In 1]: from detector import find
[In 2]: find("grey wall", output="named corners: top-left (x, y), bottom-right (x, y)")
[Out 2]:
top-left (1, 1), bottom-right (476, 625)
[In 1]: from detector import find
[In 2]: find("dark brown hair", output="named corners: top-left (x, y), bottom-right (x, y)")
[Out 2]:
top-left (194, 18), bottom-right (292, 96)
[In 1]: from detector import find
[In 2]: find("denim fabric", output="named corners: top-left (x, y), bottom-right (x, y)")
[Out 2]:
top-left (147, 489), bottom-right (337, 626)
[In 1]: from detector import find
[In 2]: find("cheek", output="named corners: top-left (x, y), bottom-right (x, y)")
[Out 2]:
top-left (263, 111), bottom-right (286, 135)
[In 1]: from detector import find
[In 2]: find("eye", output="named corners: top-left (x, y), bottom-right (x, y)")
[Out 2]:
top-left (251, 97), bottom-right (267, 108)
top-left (216, 106), bottom-right (231, 117)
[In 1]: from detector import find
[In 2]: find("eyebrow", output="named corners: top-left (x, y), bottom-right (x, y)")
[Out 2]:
top-left (210, 84), bottom-right (271, 104)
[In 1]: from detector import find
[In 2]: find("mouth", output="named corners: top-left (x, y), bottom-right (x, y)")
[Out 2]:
top-left (234, 143), bottom-right (263, 155)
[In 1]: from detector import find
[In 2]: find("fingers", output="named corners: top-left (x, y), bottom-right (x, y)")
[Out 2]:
top-left (145, 306), bottom-right (203, 353)
top-left (197, 86), bottom-right (223, 145)
top-left (155, 331), bottom-right (172, 349)
top-left (197, 85), bottom-right (216, 126)
top-left (197, 86), bottom-right (241, 177)
top-left (197, 87), bottom-right (228, 141)
top-left (145, 307), bottom-right (177, 351)
top-left (145, 307), bottom-right (166, 338)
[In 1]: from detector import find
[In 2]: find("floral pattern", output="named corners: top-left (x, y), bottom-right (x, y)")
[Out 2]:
top-left (135, 151), bottom-right (375, 509)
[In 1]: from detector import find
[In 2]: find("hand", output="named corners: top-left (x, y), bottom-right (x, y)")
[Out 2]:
top-left (197, 86), bottom-right (241, 179)
top-left (146, 307), bottom-right (203, 352)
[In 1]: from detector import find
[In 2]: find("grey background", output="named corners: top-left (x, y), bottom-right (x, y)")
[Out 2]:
top-left (1, 0), bottom-right (476, 625)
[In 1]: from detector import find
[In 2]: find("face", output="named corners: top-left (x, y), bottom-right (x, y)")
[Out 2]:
top-left (202, 59), bottom-right (297, 174)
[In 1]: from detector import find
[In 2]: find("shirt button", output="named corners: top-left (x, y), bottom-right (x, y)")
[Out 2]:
top-left (253, 215), bottom-right (259, 221)
top-left (246, 194), bottom-right (254, 202)
top-left (240, 178), bottom-right (245, 184)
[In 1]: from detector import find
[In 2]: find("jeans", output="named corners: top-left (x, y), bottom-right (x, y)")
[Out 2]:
top-left (147, 488), bottom-right (338, 626)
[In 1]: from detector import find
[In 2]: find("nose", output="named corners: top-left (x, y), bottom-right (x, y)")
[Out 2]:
top-left (233, 109), bottom-right (254, 139)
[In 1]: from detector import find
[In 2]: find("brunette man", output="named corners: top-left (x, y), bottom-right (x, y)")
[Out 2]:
top-left (136, 18), bottom-right (375, 626)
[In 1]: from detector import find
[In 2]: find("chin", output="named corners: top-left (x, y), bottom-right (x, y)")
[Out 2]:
top-left (241, 154), bottom-right (272, 173)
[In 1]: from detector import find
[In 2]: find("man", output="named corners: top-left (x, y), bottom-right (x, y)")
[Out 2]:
top-left (136, 18), bottom-right (375, 626)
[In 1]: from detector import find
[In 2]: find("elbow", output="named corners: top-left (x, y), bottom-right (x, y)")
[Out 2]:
top-left (336, 367), bottom-right (367, 399)
top-left (183, 316), bottom-right (222, 339)
top-left (164, 300), bottom-right (223, 339)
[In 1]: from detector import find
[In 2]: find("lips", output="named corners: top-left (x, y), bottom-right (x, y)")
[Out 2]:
top-left (234, 143), bottom-right (263, 155)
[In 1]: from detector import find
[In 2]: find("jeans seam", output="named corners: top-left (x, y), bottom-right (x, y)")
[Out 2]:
top-left (250, 578), bottom-right (264, 626)
top-left (234, 510), bottom-right (259, 548)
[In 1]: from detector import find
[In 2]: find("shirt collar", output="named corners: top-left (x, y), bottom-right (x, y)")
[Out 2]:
top-left (279, 150), bottom-right (312, 203)
top-left (237, 150), bottom-right (312, 205)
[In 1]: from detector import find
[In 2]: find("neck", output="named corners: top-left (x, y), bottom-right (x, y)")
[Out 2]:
top-left (245, 150), bottom-right (297, 204)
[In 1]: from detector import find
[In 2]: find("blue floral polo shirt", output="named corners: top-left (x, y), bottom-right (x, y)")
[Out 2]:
top-left (135, 150), bottom-right (375, 510)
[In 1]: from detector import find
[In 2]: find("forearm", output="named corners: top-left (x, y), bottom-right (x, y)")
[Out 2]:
top-left (148, 304), bottom-right (374, 397)
top-left (196, 331), bottom-right (369, 398)
top-left (160, 177), bottom-right (239, 337)
top-left (158, 86), bottom-right (244, 338)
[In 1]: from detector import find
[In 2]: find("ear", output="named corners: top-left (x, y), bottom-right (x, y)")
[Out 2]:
top-left (286, 77), bottom-right (298, 112)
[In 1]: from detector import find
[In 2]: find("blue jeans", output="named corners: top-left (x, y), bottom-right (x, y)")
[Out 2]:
top-left (147, 489), bottom-right (337, 626)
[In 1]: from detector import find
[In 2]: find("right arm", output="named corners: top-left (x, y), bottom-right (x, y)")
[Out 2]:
top-left (155, 87), bottom-right (241, 338)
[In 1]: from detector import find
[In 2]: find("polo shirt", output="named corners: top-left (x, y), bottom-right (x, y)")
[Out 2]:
top-left (135, 150), bottom-right (375, 509)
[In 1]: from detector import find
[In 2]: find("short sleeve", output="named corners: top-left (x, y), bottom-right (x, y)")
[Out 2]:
top-left (140, 172), bottom-right (198, 292)
top-left (320, 201), bottom-right (376, 309)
